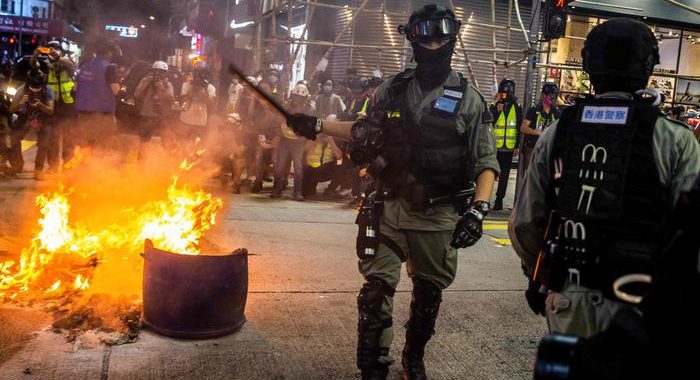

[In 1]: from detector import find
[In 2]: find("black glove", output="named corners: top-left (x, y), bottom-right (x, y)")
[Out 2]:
top-left (450, 201), bottom-right (488, 248)
top-left (525, 277), bottom-right (547, 316)
top-left (286, 113), bottom-right (321, 140)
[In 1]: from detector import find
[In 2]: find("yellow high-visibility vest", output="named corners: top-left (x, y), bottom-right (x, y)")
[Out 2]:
top-left (494, 105), bottom-right (518, 150)
top-left (535, 110), bottom-right (557, 132)
top-left (47, 69), bottom-right (75, 104)
top-left (306, 142), bottom-right (335, 168)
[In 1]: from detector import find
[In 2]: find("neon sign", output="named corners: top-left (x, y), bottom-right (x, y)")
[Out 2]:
top-left (105, 25), bottom-right (138, 38)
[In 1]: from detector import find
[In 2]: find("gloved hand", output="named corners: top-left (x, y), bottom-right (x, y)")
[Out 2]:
top-left (450, 201), bottom-right (488, 248)
top-left (525, 277), bottom-right (547, 316)
top-left (286, 113), bottom-right (321, 140)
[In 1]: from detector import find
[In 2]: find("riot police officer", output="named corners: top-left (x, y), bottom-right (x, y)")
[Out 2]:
top-left (287, 4), bottom-right (498, 379)
top-left (509, 18), bottom-right (700, 338)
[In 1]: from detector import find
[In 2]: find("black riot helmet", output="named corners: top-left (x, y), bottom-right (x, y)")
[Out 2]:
top-left (582, 18), bottom-right (659, 94)
top-left (542, 82), bottom-right (559, 96)
top-left (398, 4), bottom-right (461, 43)
top-left (498, 78), bottom-right (516, 101)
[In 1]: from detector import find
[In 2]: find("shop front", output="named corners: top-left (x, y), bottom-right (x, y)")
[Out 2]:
top-left (539, 1), bottom-right (700, 110)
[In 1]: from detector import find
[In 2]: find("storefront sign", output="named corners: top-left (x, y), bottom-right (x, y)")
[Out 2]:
top-left (0, 15), bottom-right (62, 36)
top-left (105, 25), bottom-right (139, 38)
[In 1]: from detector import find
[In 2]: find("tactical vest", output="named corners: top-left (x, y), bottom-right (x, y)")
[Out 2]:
top-left (48, 68), bottom-right (74, 104)
top-left (379, 70), bottom-right (480, 198)
top-left (543, 95), bottom-right (667, 297)
top-left (494, 104), bottom-right (518, 149)
top-left (75, 58), bottom-right (116, 113)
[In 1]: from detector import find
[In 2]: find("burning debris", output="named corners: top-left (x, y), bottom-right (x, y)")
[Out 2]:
top-left (0, 154), bottom-right (224, 345)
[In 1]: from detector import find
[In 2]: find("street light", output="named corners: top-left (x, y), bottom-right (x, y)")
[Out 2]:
top-left (149, 16), bottom-right (155, 20)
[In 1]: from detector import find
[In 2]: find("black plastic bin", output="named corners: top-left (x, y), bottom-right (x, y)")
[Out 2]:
top-left (142, 239), bottom-right (248, 338)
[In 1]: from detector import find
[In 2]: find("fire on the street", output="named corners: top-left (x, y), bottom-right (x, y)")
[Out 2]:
top-left (0, 156), bottom-right (223, 341)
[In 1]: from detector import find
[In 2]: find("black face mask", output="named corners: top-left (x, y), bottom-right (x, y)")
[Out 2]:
top-left (412, 40), bottom-right (454, 90)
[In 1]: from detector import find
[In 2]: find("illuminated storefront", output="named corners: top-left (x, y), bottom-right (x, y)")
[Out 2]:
top-left (540, 1), bottom-right (700, 109)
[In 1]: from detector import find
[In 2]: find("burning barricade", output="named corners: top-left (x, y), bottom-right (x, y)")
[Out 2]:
top-left (0, 152), bottom-right (247, 345)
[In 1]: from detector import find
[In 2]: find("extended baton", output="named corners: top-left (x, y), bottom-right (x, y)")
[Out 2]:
top-left (427, 186), bottom-right (476, 206)
top-left (227, 62), bottom-right (292, 120)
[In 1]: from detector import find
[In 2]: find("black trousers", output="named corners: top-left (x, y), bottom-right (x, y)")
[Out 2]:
top-left (496, 150), bottom-right (514, 200)
top-left (9, 123), bottom-right (52, 172)
top-left (302, 161), bottom-right (337, 196)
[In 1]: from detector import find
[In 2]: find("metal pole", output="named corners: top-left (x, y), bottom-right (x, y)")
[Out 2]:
top-left (505, 0), bottom-right (513, 76)
top-left (490, 0), bottom-right (498, 90)
top-left (522, 0), bottom-right (541, 112)
top-left (310, 0), bottom-right (369, 79)
top-left (19, 0), bottom-right (24, 56)
top-left (447, 0), bottom-right (479, 90)
top-left (269, 36), bottom-right (526, 53)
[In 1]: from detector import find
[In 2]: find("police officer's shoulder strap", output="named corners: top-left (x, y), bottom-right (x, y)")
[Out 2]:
top-left (387, 69), bottom-right (414, 107)
top-left (660, 114), bottom-right (693, 130)
top-left (468, 83), bottom-right (493, 124)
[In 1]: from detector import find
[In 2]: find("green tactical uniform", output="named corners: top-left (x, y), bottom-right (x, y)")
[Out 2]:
top-left (509, 92), bottom-right (700, 337)
top-left (360, 69), bottom-right (499, 363)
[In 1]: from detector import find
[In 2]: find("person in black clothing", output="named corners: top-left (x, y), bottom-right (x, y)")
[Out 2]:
top-left (519, 82), bottom-right (560, 175)
top-left (8, 69), bottom-right (55, 179)
top-left (489, 78), bottom-right (522, 211)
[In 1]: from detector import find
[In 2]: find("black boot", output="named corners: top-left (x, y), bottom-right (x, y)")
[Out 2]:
top-left (402, 279), bottom-right (442, 380)
top-left (492, 197), bottom-right (503, 211)
top-left (251, 180), bottom-right (263, 193)
top-left (357, 279), bottom-right (393, 380)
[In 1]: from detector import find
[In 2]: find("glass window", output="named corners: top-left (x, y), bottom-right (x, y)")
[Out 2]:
top-left (679, 30), bottom-right (700, 77)
top-left (654, 27), bottom-right (681, 72)
top-left (548, 15), bottom-right (598, 65)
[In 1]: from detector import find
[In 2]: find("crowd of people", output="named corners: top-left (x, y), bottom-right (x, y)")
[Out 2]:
top-left (221, 68), bottom-right (384, 205)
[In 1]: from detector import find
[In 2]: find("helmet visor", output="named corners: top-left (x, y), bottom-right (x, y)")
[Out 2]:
top-left (408, 18), bottom-right (459, 41)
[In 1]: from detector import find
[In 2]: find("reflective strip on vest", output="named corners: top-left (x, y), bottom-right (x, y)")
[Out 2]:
top-left (48, 69), bottom-right (75, 104)
top-left (494, 106), bottom-right (518, 149)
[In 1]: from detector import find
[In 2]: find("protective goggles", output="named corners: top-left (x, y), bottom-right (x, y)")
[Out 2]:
top-left (399, 18), bottom-right (461, 42)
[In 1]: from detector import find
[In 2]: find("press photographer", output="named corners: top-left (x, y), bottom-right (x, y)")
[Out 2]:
top-left (134, 60), bottom-right (174, 159)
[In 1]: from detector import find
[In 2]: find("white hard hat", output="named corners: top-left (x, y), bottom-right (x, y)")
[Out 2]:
top-left (290, 83), bottom-right (310, 97)
top-left (152, 60), bottom-right (168, 71)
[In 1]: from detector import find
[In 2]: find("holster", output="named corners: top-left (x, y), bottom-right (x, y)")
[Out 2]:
top-left (355, 192), bottom-right (383, 260)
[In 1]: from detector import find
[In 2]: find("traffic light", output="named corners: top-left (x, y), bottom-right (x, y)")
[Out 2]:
top-left (543, 0), bottom-right (570, 41)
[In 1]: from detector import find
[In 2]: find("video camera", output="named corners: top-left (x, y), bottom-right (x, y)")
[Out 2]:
top-left (533, 176), bottom-right (700, 380)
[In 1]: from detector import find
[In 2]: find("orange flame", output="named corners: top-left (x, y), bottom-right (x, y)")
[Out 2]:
top-left (0, 172), bottom-right (223, 300)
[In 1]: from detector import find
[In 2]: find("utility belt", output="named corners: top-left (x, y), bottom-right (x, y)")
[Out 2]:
top-left (385, 182), bottom-right (476, 215)
top-left (540, 235), bottom-right (656, 301)
top-left (355, 183), bottom-right (475, 261)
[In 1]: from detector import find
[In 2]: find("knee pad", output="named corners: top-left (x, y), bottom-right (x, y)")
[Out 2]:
top-left (357, 278), bottom-right (395, 314)
top-left (412, 278), bottom-right (442, 307)
top-left (408, 279), bottom-right (443, 333)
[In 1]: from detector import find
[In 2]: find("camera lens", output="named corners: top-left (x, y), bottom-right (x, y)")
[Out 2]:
top-left (534, 334), bottom-right (581, 380)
